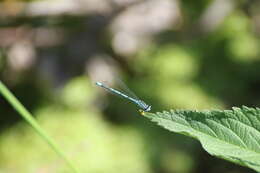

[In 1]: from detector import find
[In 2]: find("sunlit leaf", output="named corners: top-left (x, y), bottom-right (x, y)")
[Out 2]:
top-left (144, 106), bottom-right (260, 172)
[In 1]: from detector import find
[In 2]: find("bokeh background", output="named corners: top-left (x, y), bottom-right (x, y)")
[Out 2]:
top-left (0, 0), bottom-right (259, 172)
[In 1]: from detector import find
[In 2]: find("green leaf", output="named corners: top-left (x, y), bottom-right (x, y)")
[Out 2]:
top-left (143, 106), bottom-right (260, 172)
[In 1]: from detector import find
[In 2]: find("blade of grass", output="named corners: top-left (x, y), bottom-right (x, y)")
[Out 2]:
top-left (0, 81), bottom-right (80, 173)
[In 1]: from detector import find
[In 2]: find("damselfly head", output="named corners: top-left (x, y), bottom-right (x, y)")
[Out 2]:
top-left (137, 100), bottom-right (151, 112)
top-left (145, 105), bottom-right (151, 112)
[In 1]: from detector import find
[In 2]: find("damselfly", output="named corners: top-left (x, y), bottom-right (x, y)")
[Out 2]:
top-left (95, 82), bottom-right (151, 112)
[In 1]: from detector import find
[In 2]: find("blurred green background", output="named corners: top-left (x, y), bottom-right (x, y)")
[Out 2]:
top-left (0, 0), bottom-right (259, 172)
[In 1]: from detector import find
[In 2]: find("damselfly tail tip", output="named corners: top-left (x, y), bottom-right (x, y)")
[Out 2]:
top-left (95, 82), bottom-right (102, 86)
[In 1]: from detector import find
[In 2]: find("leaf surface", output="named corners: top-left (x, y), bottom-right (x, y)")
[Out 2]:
top-left (144, 106), bottom-right (260, 172)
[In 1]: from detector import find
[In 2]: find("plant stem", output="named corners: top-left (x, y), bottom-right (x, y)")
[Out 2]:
top-left (0, 81), bottom-right (80, 173)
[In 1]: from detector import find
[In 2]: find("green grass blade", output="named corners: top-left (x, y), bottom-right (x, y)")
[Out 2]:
top-left (0, 81), bottom-right (80, 173)
top-left (143, 107), bottom-right (260, 172)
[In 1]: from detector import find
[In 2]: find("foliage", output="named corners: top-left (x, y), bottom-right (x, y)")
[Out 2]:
top-left (1, 1), bottom-right (260, 173)
top-left (143, 106), bottom-right (260, 172)
top-left (0, 81), bottom-right (80, 173)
